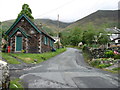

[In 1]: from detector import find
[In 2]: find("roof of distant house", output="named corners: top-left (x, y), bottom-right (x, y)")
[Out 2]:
top-left (105, 27), bottom-right (120, 34)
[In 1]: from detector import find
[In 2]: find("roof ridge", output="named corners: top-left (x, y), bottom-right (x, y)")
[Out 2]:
top-left (5, 14), bottom-right (54, 41)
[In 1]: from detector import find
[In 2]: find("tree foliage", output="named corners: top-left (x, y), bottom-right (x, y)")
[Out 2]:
top-left (18, 4), bottom-right (34, 19)
top-left (61, 24), bottom-right (109, 46)
top-left (98, 34), bottom-right (109, 45)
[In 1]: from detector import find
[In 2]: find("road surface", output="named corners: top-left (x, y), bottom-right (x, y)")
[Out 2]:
top-left (16, 48), bottom-right (119, 89)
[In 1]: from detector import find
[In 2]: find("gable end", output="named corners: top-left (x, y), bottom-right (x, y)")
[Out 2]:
top-left (9, 28), bottom-right (30, 38)
top-left (5, 14), bottom-right (41, 35)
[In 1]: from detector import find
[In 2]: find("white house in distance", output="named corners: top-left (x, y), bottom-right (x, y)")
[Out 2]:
top-left (106, 27), bottom-right (120, 46)
top-left (52, 36), bottom-right (62, 48)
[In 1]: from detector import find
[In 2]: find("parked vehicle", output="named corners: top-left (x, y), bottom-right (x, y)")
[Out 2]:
top-left (0, 60), bottom-right (10, 89)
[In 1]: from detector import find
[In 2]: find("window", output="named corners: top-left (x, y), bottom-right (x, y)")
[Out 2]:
top-left (50, 40), bottom-right (53, 47)
top-left (46, 37), bottom-right (48, 45)
top-left (44, 36), bottom-right (48, 45)
top-left (21, 19), bottom-right (24, 22)
top-left (47, 38), bottom-right (49, 46)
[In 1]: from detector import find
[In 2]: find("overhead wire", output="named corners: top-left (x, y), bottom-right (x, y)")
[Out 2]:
top-left (35, 0), bottom-right (77, 19)
top-left (35, 0), bottom-right (77, 35)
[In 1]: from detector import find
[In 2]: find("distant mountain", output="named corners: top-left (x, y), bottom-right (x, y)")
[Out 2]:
top-left (1, 18), bottom-right (72, 36)
top-left (65, 10), bottom-right (118, 31)
top-left (35, 19), bottom-right (71, 28)
top-left (1, 20), bottom-right (14, 33)
top-left (2, 10), bottom-right (118, 36)
top-left (34, 19), bottom-right (72, 34)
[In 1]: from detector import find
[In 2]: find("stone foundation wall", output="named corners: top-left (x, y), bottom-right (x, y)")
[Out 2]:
top-left (83, 46), bottom-right (120, 59)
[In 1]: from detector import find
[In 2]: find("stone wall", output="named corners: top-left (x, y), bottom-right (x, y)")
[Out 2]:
top-left (90, 48), bottom-right (106, 58)
top-left (83, 46), bottom-right (120, 59)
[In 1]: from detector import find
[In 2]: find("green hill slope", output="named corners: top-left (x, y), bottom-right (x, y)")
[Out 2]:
top-left (61, 10), bottom-right (118, 45)
top-left (1, 19), bottom-right (71, 36)
top-left (65, 10), bottom-right (118, 31)
top-left (1, 10), bottom-right (118, 36)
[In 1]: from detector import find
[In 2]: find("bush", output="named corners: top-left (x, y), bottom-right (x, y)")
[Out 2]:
top-left (104, 50), bottom-right (114, 58)
top-left (82, 44), bottom-right (88, 51)
top-left (21, 50), bottom-right (26, 53)
top-left (2, 44), bottom-right (7, 52)
top-left (97, 64), bottom-right (112, 69)
top-left (112, 67), bottom-right (120, 71)
top-left (114, 54), bottom-right (120, 59)
top-left (90, 60), bottom-right (101, 67)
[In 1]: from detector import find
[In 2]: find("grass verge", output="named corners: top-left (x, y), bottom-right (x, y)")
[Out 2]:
top-left (10, 78), bottom-right (24, 90)
top-left (102, 68), bottom-right (119, 74)
top-left (82, 52), bottom-right (91, 64)
top-left (2, 53), bottom-right (21, 64)
top-left (10, 48), bottom-right (66, 64)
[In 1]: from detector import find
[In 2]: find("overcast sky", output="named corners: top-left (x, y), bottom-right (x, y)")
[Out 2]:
top-left (0, 0), bottom-right (119, 22)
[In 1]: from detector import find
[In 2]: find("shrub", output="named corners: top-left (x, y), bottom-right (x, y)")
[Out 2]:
top-left (2, 44), bottom-right (7, 52)
top-left (82, 44), bottom-right (88, 51)
top-left (21, 50), bottom-right (26, 53)
top-left (112, 67), bottom-right (120, 71)
top-left (114, 54), bottom-right (120, 59)
top-left (90, 60), bottom-right (101, 67)
top-left (97, 64), bottom-right (112, 68)
top-left (104, 50), bottom-right (114, 58)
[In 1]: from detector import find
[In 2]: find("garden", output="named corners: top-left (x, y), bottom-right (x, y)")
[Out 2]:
top-left (83, 45), bottom-right (120, 73)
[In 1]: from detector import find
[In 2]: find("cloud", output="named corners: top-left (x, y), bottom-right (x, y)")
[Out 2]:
top-left (0, 0), bottom-right (119, 22)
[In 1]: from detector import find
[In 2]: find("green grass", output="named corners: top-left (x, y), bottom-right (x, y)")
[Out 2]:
top-left (83, 52), bottom-right (91, 64)
top-left (10, 78), bottom-right (24, 89)
top-left (2, 53), bottom-right (21, 64)
top-left (96, 63), bottom-right (112, 69)
top-left (103, 69), bottom-right (118, 74)
top-left (112, 67), bottom-right (120, 71)
top-left (10, 48), bottom-right (66, 64)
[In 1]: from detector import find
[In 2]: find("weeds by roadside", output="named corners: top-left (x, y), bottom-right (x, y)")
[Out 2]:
top-left (10, 78), bottom-right (24, 90)
top-left (2, 53), bottom-right (21, 64)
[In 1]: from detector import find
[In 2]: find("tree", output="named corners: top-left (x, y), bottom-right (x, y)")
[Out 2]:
top-left (69, 27), bottom-right (83, 46)
top-left (18, 4), bottom-right (34, 19)
top-left (98, 34), bottom-right (109, 45)
top-left (61, 22), bottom-right (110, 46)
top-left (82, 30), bottom-right (95, 45)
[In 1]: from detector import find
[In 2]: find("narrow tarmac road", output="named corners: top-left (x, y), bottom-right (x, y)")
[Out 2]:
top-left (19, 48), bottom-right (119, 89)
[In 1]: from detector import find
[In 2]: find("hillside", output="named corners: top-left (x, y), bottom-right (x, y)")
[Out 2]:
top-left (61, 10), bottom-right (118, 46)
top-left (1, 10), bottom-right (118, 36)
top-left (1, 20), bottom-right (14, 33)
top-left (34, 19), bottom-right (71, 35)
top-left (1, 19), bottom-right (72, 36)
top-left (65, 10), bottom-right (118, 31)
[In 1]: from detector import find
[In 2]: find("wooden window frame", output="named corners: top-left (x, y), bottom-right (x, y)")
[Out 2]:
top-left (50, 40), bottom-right (53, 47)
top-left (44, 36), bottom-right (48, 45)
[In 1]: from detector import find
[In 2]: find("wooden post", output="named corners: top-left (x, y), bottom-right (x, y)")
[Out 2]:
top-left (57, 14), bottom-right (60, 49)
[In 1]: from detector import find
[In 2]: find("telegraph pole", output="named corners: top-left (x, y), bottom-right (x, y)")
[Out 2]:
top-left (0, 22), bottom-right (2, 52)
top-left (57, 14), bottom-right (60, 49)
